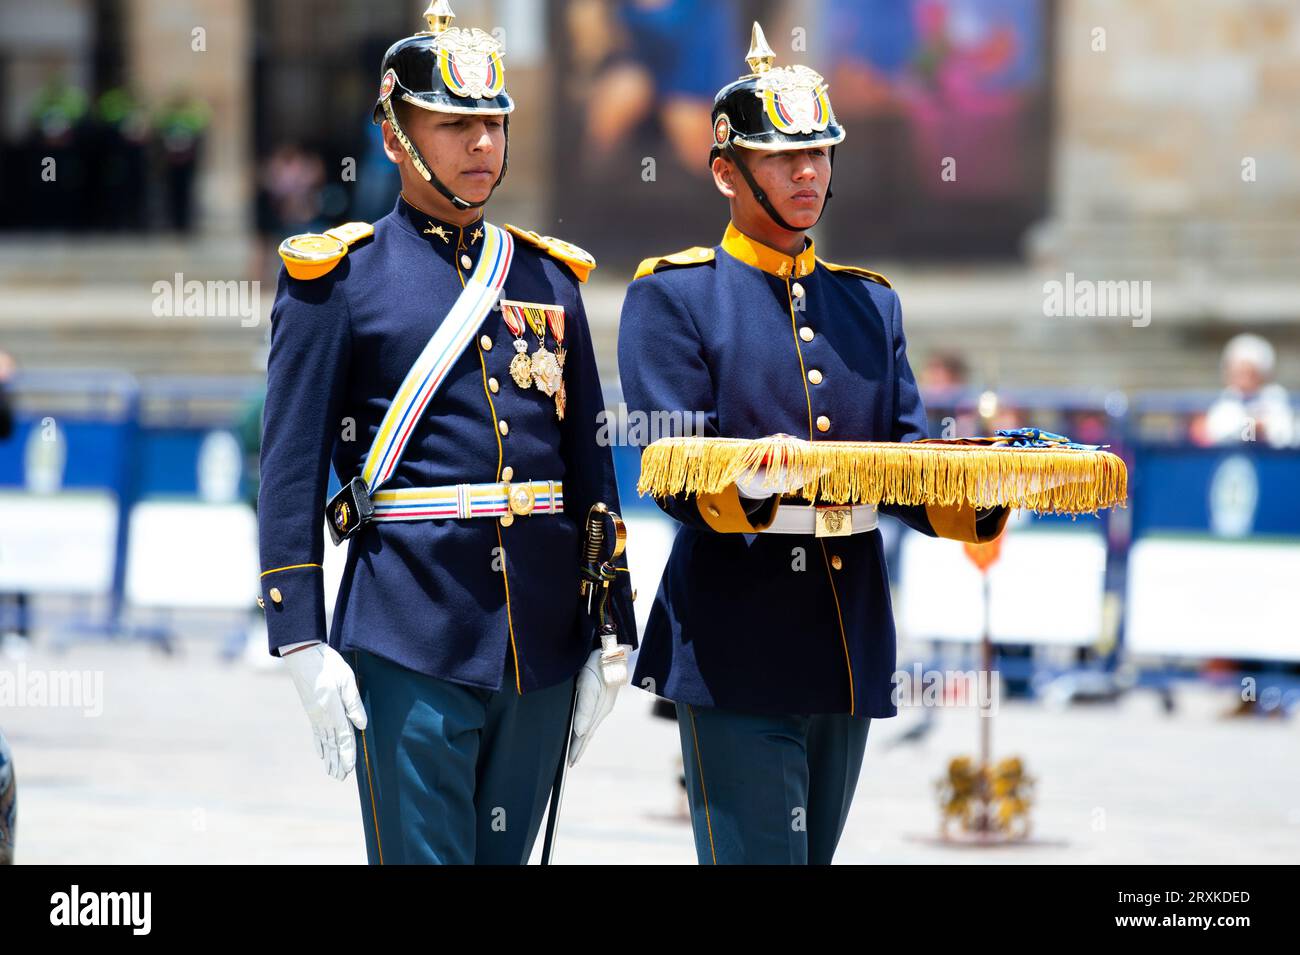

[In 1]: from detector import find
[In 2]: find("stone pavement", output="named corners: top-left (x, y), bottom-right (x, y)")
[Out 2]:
top-left (2, 640), bottom-right (1298, 865)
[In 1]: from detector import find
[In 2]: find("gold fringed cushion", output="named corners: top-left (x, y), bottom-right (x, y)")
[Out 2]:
top-left (637, 436), bottom-right (1128, 515)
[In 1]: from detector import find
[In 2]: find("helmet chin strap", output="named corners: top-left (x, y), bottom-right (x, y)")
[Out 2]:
top-left (724, 141), bottom-right (835, 234)
top-left (383, 98), bottom-right (509, 211)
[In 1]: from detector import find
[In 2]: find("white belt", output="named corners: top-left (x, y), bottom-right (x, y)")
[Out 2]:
top-left (762, 502), bottom-right (878, 536)
top-left (370, 479), bottom-right (563, 525)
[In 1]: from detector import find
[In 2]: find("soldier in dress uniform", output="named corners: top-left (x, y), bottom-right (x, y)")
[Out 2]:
top-left (617, 23), bottom-right (1009, 864)
top-left (258, 2), bottom-right (634, 865)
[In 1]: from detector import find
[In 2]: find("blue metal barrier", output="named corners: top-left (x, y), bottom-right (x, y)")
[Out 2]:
top-left (0, 370), bottom-right (138, 636)
top-left (0, 371), bottom-right (263, 645)
top-left (1119, 394), bottom-right (1300, 715)
top-left (3, 370), bottom-right (1293, 719)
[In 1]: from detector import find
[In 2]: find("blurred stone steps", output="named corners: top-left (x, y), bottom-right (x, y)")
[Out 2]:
top-left (0, 235), bottom-right (257, 286)
top-left (1, 323), bottom-right (265, 378)
top-left (2, 249), bottom-right (1295, 390)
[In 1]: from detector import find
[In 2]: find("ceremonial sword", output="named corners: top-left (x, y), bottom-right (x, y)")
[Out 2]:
top-left (540, 502), bottom-right (626, 865)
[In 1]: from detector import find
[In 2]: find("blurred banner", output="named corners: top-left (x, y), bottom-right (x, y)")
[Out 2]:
top-left (817, 0), bottom-right (1052, 259)
top-left (550, 0), bottom-right (1053, 266)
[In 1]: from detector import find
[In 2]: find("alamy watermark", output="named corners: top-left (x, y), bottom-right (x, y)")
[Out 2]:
top-left (892, 664), bottom-right (1001, 715)
top-left (1043, 272), bottom-right (1151, 328)
top-left (595, 402), bottom-right (708, 448)
top-left (50, 885), bottom-right (150, 935)
top-left (0, 662), bottom-right (103, 717)
top-left (152, 273), bottom-right (261, 327)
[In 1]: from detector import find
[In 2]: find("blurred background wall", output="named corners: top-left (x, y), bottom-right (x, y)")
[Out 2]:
top-left (0, 0), bottom-right (1296, 395)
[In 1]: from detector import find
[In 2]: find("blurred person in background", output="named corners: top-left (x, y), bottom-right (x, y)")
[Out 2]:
top-left (25, 77), bottom-right (91, 230)
top-left (577, 0), bottom-right (740, 172)
top-left (0, 348), bottom-right (15, 853)
top-left (1202, 333), bottom-right (1295, 448)
top-left (259, 143), bottom-right (328, 236)
top-left (256, 143), bottom-right (328, 277)
top-left (156, 91), bottom-right (210, 233)
top-left (233, 388), bottom-right (271, 666)
top-left (1199, 334), bottom-right (1298, 713)
top-left (351, 119), bottom-right (404, 224)
top-left (919, 350), bottom-right (974, 437)
top-left (0, 350), bottom-right (30, 659)
top-left (920, 350), bottom-right (968, 391)
top-left (91, 88), bottom-right (151, 232)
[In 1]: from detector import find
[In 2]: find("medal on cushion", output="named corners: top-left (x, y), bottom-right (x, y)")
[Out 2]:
top-left (499, 301), bottom-right (533, 389)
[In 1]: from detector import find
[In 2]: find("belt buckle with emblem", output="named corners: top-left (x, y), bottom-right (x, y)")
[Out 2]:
top-left (815, 504), bottom-right (852, 538)
top-left (500, 481), bottom-right (535, 527)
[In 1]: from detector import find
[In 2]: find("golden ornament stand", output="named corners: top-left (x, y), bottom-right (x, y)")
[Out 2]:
top-left (933, 536), bottom-right (1035, 845)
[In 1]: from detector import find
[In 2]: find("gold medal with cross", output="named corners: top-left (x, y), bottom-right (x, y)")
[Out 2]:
top-left (531, 341), bottom-right (562, 398)
top-left (499, 300), bottom-right (534, 388)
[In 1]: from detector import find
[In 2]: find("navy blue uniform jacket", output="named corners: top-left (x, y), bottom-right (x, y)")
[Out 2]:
top-left (618, 224), bottom-right (1006, 719)
top-left (258, 196), bottom-right (635, 694)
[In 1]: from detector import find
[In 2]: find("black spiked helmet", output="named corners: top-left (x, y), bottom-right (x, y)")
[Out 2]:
top-left (710, 22), bottom-right (844, 232)
top-left (373, 1), bottom-right (513, 210)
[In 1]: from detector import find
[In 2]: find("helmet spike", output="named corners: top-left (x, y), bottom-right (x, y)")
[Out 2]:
top-left (423, 0), bottom-right (456, 36)
top-left (746, 22), bottom-right (776, 74)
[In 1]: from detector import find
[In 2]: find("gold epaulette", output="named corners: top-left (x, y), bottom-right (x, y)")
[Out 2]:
top-left (633, 247), bottom-right (716, 280)
top-left (278, 222), bottom-right (374, 280)
top-left (817, 258), bottom-right (891, 288)
top-left (503, 224), bottom-right (596, 283)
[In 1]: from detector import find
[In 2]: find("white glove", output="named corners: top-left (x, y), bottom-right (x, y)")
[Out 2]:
top-left (568, 642), bottom-right (629, 767)
top-left (734, 464), bottom-right (803, 499)
top-left (283, 644), bottom-right (368, 781)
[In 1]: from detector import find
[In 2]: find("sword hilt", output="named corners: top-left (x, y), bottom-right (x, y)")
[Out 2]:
top-left (578, 503), bottom-right (626, 627)
top-left (583, 503), bottom-right (606, 567)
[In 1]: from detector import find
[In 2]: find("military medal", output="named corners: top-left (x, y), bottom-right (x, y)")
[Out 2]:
top-left (528, 303), bottom-right (562, 399)
top-left (499, 301), bottom-right (534, 388)
top-left (509, 341), bottom-right (533, 388)
top-left (546, 304), bottom-right (567, 420)
top-left (546, 305), bottom-right (566, 370)
top-left (499, 300), bottom-right (567, 407)
top-left (531, 343), bottom-right (562, 398)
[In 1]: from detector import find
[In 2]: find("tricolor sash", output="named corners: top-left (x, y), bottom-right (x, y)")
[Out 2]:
top-left (326, 222), bottom-right (514, 543)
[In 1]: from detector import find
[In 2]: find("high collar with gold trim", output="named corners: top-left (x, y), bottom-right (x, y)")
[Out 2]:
top-left (720, 222), bottom-right (816, 279)
top-left (394, 194), bottom-right (487, 258)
